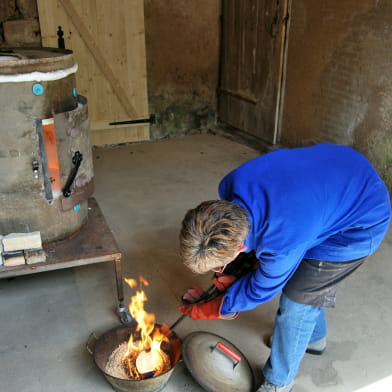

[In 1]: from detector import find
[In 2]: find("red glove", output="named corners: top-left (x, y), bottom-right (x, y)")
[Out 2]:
top-left (211, 273), bottom-right (238, 291)
top-left (182, 285), bottom-right (205, 304)
top-left (178, 294), bottom-right (238, 320)
top-left (211, 253), bottom-right (260, 291)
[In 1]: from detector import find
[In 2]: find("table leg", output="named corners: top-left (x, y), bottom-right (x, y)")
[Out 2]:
top-left (114, 256), bottom-right (133, 324)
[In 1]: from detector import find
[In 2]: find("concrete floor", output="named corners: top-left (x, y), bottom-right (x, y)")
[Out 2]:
top-left (1, 134), bottom-right (391, 392)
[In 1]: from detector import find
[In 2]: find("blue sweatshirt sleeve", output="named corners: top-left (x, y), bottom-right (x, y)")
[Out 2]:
top-left (221, 247), bottom-right (307, 313)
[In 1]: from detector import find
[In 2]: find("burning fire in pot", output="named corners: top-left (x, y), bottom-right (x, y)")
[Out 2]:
top-left (106, 276), bottom-right (172, 380)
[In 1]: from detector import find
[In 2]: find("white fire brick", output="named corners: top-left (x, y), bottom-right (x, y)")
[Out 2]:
top-left (3, 232), bottom-right (42, 252)
top-left (3, 254), bottom-right (26, 267)
top-left (25, 249), bottom-right (46, 265)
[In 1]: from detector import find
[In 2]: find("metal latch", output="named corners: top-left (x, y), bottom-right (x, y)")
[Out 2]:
top-left (32, 159), bottom-right (39, 179)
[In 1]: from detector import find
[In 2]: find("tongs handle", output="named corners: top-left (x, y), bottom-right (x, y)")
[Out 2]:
top-left (169, 314), bottom-right (187, 330)
top-left (169, 284), bottom-right (220, 330)
top-left (186, 284), bottom-right (219, 304)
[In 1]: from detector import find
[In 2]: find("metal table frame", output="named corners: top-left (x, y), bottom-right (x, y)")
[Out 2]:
top-left (0, 197), bottom-right (129, 322)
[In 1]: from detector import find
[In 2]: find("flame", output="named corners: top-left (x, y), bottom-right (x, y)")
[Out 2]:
top-left (124, 278), bottom-right (138, 288)
top-left (139, 276), bottom-right (149, 286)
top-left (122, 276), bottom-right (170, 379)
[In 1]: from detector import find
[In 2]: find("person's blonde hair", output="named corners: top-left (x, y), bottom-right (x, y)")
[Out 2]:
top-left (179, 200), bottom-right (250, 274)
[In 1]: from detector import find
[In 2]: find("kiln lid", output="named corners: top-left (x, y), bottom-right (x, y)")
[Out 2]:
top-left (182, 331), bottom-right (254, 392)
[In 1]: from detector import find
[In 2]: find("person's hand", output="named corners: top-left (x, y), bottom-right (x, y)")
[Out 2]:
top-left (211, 256), bottom-right (260, 291)
top-left (178, 294), bottom-right (238, 320)
top-left (211, 252), bottom-right (260, 291)
top-left (211, 273), bottom-right (238, 291)
top-left (181, 285), bottom-right (205, 304)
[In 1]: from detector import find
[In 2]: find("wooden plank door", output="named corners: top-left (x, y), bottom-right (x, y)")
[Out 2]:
top-left (37, 0), bottom-right (150, 145)
top-left (219, 0), bottom-right (291, 144)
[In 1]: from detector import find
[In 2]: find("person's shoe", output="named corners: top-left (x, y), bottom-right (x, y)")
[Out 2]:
top-left (267, 335), bottom-right (326, 355)
top-left (306, 337), bottom-right (327, 355)
top-left (256, 380), bottom-right (294, 391)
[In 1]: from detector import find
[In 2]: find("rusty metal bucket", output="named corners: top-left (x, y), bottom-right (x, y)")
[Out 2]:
top-left (88, 324), bottom-right (182, 392)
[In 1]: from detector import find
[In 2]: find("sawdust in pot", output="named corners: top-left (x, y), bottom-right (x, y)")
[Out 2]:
top-left (105, 341), bottom-right (131, 379)
top-left (105, 340), bottom-right (171, 380)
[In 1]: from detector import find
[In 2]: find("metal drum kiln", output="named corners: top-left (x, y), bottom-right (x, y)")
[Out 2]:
top-left (0, 48), bottom-right (94, 243)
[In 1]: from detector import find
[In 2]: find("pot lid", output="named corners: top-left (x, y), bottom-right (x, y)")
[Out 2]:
top-left (182, 331), bottom-right (254, 392)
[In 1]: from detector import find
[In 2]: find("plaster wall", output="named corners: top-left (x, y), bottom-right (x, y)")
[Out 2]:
top-left (281, 0), bottom-right (392, 191)
top-left (144, 0), bottom-right (221, 139)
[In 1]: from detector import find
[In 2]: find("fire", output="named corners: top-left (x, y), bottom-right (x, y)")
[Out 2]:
top-left (122, 276), bottom-right (170, 379)
top-left (124, 278), bottom-right (138, 288)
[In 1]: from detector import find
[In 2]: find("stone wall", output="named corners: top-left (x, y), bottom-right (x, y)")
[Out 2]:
top-left (144, 0), bottom-right (221, 139)
top-left (280, 0), bottom-right (392, 192)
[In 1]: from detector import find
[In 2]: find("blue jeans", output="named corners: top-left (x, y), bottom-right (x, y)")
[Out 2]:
top-left (263, 293), bottom-right (327, 386)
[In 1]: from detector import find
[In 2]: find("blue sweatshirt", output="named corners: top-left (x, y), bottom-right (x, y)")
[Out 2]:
top-left (219, 143), bottom-right (391, 314)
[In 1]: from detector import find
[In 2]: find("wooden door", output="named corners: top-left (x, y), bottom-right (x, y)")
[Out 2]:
top-left (37, 0), bottom-right (150, 145)
top-left (218, 0), bottom-right (291, 144)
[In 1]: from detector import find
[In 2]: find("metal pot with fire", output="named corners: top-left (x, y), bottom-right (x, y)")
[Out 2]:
top-left (89, 276), bottom-right (181, 392)
top-left (89, 275), bottom-right (254, 392)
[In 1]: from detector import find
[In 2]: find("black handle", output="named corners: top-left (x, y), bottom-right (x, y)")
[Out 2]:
top-left (62, 151), bottom-right (83, 197)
